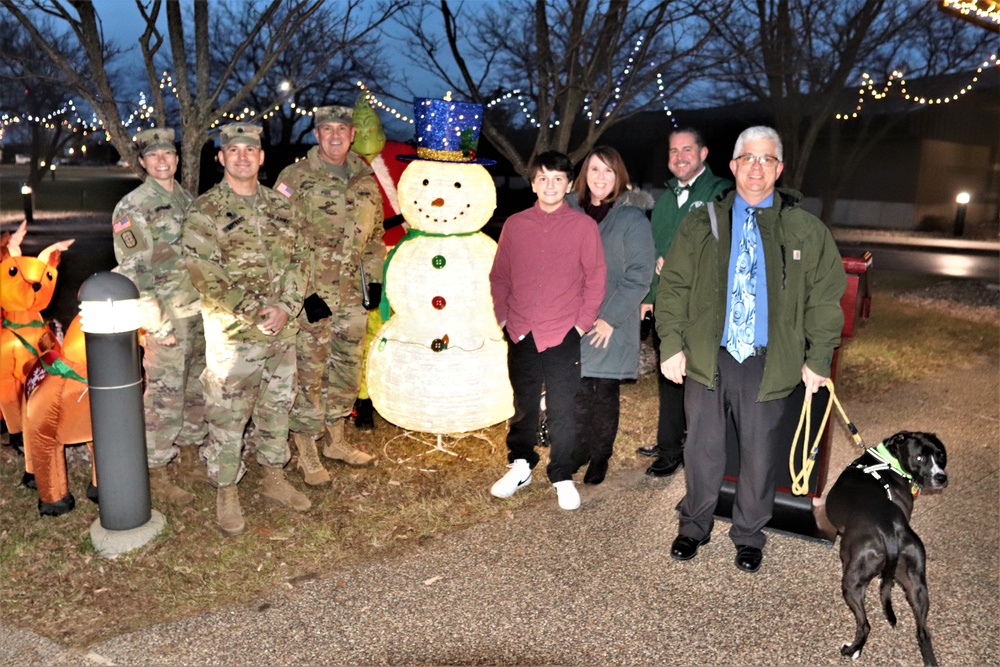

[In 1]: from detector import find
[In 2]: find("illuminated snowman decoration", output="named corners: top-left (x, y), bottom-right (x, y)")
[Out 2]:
top-left (366, 97), bottom-right (513, 434)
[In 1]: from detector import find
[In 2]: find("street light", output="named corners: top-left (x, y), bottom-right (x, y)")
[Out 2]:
top-left (954, 191), bottom-right (970, 237)
top-left (21, 184), bottom-right (33, 223)
top-left (279, 80), bottom-right (291, 93)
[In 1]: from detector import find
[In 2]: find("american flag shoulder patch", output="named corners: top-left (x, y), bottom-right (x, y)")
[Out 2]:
top-left (276, 182), bottom-right (294, 198)
top-left (113, 216), bottom-right (132, 233)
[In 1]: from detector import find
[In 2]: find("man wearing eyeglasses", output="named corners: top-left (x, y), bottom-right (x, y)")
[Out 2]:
top-left (655, 126), bottom-right (846, 573)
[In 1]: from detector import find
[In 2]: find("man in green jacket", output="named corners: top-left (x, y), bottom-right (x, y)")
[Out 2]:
top-left (641, 128), bottom-right (732, 478)
top-left (656, 126), bottom-right (846, 573)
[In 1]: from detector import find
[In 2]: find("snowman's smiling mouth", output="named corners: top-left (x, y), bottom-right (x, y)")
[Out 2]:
top-left (414, 201), bottom-right (471, 224)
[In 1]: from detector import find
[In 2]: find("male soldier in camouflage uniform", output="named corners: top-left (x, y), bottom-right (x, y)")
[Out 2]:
top-left (111, 127), bottom-right (206, 505)
top-left (274, 105), bottom-right (382, 484)
top-left (183, 123), bottom-right (311, 536)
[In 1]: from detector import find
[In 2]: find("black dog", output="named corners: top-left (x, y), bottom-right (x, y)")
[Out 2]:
top-left (825, 431), bottom-right (948, 667)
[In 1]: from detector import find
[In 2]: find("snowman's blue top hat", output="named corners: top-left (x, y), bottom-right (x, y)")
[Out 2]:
top-left (399, 96), bottom-right (496, 165)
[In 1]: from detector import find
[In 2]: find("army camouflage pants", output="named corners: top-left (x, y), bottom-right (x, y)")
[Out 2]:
top-left (143, 314), bottom-right (208, 468)
top-left (290, 300), bottom-right (367, 437)
top-left (201, 327), bottom-right (296, 487)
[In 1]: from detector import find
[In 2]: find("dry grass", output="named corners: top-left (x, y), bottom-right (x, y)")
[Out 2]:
top-left (1, 281), bottom-right (995, 648)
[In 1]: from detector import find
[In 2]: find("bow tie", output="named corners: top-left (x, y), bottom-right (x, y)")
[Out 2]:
top-left (672, 184), bottom-right (690, 197)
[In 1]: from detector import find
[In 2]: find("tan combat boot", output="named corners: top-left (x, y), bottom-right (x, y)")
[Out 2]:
top-left (149, 466), bottom-right (195, 505)
top-left (322, 419), bottom-right (374, 467)
top-left (176, 446), bottom-right (207, 482)
top-left (216, 485), bottom-right (245, 536)
top-left (260, 466), bottom-right (311, 511)
top-left (293, 433), bottom-right (331, 486)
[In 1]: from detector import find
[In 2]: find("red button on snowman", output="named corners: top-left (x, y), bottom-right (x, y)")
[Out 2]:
top-left (366, 96), bottom-right (513, 434)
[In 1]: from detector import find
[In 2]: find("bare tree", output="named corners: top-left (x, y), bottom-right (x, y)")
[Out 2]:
top-left (209, 1), bottom-right (396, 163)
top-left (397, 0), bottom-right (725, 177)
top-left (704, 0), bottom-right (994, 201)
top-left (0, 15), bottom-right (85, 188)
top-left (1, 0), bottom-right (407, 193)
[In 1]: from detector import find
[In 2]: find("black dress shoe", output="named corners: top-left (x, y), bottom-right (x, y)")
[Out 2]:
top-left (636, 444), bottom-right (660, 458)
top-left (583, 459), bottom-right (608, 485)
top-left (670, 534), bottom-right (710, 561)
top-left (735, 545), bottom-right (763, 572)
top-left (646, 454), bottom-right (683, 477)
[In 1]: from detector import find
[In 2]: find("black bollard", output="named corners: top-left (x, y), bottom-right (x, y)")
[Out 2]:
top-left (79, 272), bottom-right (151, 531)
top-left (953, 192), bottom-right (969, 238)
top-left (21, 184), bottom-right (33, 224)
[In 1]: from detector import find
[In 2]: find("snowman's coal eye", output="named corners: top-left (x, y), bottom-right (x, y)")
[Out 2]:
top-left (454, 182), bottom-right (461, 189)
top-left (422, 179), bottom-right (429, 186)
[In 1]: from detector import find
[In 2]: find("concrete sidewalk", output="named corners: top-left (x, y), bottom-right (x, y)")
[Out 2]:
top-left (3, 355), bottom-right (997, 666)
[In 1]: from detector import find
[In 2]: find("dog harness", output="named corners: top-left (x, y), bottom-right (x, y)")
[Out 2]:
top-left (852, 441), bottom-right (919, 500)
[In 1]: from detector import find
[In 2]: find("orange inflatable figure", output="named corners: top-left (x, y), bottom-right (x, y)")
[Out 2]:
top-left (0, 221), bottom-right (71, 484)
top-left (23, 313), bottom-right (97, 515)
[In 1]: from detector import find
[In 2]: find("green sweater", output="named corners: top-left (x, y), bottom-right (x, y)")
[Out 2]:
top-left (645, 165), bottom-right (732, 304)
top-left (655, 188), bottom-right (847, 401)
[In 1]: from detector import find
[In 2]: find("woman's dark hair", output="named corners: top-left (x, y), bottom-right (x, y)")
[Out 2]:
top-left (574, 146), bottom-right (630, 205)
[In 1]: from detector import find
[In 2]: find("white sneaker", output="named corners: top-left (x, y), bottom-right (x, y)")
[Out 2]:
top-left (491, 459), bottom-right (532, 498)
top-left (553, 480), bottom-right (580, 510)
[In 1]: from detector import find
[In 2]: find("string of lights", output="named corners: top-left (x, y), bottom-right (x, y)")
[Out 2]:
top-left (836, 53), bottom-right (998, 121)
top-left (4, 51), bottom-right (996, 143)
top-left (939, 0), bottom-right (1000, 29)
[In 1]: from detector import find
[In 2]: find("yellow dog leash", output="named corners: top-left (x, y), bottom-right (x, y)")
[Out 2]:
top-left (789, 379), bottom-right (866, 496)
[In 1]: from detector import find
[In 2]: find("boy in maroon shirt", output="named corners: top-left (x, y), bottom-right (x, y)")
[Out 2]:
top-left (489, 151), bottom-right (607, 510)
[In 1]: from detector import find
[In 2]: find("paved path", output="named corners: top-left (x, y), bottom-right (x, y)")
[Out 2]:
top-left (2, 355), bottom-right (997, 667)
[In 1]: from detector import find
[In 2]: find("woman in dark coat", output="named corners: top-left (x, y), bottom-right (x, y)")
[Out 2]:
top-left (569, 146), bottom-right (656, 484)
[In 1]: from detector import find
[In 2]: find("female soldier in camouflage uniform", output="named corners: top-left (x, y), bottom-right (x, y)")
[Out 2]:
top-left (111, 127), bottom-right (206, 505)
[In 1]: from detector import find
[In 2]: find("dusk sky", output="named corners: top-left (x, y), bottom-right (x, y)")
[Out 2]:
top-left (89, 0), bottom-right (450, 135)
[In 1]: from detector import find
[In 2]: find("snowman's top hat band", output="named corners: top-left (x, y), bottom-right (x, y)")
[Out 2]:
top-left (416, 146), bottom-right (478, 162)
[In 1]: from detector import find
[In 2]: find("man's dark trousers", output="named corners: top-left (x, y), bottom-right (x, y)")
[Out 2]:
top-left (678, 349), bottom-right (792, 549)
top-left (653, 327), bottom-right (686, 459)
top-left (505, 329), bottom-right (582, 483)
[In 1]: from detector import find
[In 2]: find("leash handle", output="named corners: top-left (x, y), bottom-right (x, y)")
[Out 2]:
top-left (788, 379), bottom-right (865, 495)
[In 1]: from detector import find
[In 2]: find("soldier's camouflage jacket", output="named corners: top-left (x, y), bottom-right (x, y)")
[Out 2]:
top-left (112, 178), bottom-right (201, 338)
top-left (273, 147), bottom-right (383, 306)
top-left (182, 180), bottom-right (308, 341)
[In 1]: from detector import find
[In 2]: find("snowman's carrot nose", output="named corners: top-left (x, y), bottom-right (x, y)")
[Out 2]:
top-left (431, 198), bottom-right (445, 207)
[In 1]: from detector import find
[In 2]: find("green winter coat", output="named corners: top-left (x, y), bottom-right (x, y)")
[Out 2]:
top-left (645, 165), bottom-right (732, 304)
top-left (655, 188), bottom-right (847, 402)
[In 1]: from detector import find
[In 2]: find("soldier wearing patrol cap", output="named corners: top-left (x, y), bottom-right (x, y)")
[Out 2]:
top-left (182, 122), bottom-right (311, 536)
top-left (111, 126), bottom-right (206, 506)
top-left (274, 105), bottom-right (383, 484)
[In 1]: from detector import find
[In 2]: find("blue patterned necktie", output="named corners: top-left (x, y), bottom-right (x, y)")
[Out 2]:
top-left (726, 207), bottom-right (758, 363)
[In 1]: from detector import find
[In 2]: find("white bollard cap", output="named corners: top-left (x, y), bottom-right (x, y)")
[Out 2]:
top-left (79, 272), bottom-right (142, 333)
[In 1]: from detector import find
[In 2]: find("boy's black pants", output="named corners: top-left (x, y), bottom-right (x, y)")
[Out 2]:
top-left (505, 328), bottom-right (581, 483)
